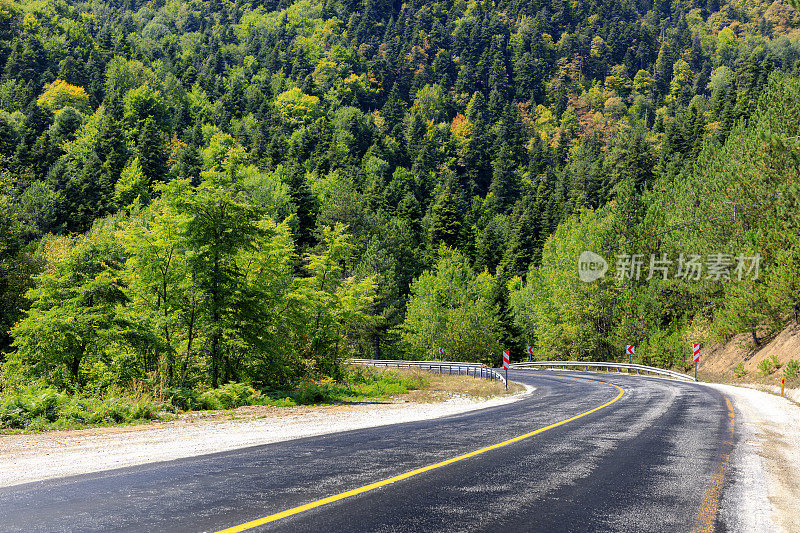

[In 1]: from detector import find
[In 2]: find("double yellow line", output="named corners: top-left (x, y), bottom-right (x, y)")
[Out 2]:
top-left (216, 378), bottom-right (625, 533)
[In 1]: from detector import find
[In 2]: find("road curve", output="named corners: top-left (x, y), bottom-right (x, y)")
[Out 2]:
top-left (0, 371), bottom-right (735, 532)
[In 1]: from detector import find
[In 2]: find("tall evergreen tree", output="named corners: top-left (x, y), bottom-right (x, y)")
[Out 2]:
top-left (138, 117), bottom-right (169, 185)
top-left (428, 186), bottom-right (462, 250)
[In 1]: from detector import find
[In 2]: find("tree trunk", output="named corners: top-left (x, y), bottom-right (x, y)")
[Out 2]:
top-left (211, 246), bottom-right (221, 389)
top-left (181, 298), bottom-right (196, 386)
top-left (211, 330), bottom-right (219, 388)
top-left (71, 345), bottom-right (84, 383)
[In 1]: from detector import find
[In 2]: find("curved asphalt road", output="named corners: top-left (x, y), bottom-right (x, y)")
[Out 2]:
top-left (0, 370), bottom-right (735, 532)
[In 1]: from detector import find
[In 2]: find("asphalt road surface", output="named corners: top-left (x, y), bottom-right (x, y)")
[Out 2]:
top-left (0, 370), bottom-right (736, 532)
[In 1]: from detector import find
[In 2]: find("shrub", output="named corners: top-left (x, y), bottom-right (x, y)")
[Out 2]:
top-left (346, 366), bottom-right (370, 384)
top-left (89, 397), bottom-right (129, 424)
top-left (757, 358), bottom-right (775, 375)
top-left (199, 382), bottom-right (263, 410)
top-left (733, 363), bottom-right (747, 378)
top-left (784, 359), bottom-right (799, 379)
top-left (167, 387), bottom-right (204, 411)
top-left (770, 354), bottom-right (781, 369)
top-left (267, 397), bottom-right (297, 407)
top-left (0, 387), bottom-right (64, 428)
top-left (290, 378), bottom-right (340, 404)
top-left (0, 386), bottom-right (168, 430)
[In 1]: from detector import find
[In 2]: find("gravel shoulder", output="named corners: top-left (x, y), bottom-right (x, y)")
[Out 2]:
top-left (0, 383), bottom-right (533, 488)
top-left (704, 382), bottom-right (800, 533)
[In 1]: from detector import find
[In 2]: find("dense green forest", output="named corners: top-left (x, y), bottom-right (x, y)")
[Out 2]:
top-left (1, 0), bottom-right (799, 411)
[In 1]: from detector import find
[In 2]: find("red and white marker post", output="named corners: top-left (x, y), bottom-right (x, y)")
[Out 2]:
top-left (526, 345), bottom-right (535, 361)
top-left (626, 344), bottom-right (635, 364)
top-left (692, 343), bottom-right (700, 380)
top-left (502, 350), bottom-right (510, 390)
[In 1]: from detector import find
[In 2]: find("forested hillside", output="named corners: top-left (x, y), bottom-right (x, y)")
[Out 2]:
top-left (0, 0), bottom-right (799, 405)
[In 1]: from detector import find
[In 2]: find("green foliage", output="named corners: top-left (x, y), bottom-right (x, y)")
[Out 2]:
top-left (274, 87), bottom-right (322, 128)
top-left (0, 385), bottom-right (167, 430)
top-left (37, 80), bottom-right (90, 113)
top-left (758, 358), bottom-right (776, 375)
top-left (733, 363), bottom-right (747, 378)
top-left (0, 0), bottom-right (799, 404)
top-left (123, 84), bottom-right (169, 139)
top-left (784, 359), bottom-right (799, 379)
top-left (137, 117), bottom-right (168, 184)
top-left (8, 226), bottom-right (128, 388)
top-left (198, 382), bottom-right (263, 410)
top-left (510, 73), bottom-right (800, 369)
top-left (399, 248), bottom-right (501, 366)
top-left (285, 367), bottom-right (424, 404)
top-left (114, 157), bottom-right (148, 207)
top-left (510, 208), bottom-right (618, 361)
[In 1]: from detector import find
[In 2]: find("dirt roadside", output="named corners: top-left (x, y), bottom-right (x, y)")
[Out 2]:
top-left (706, 383), bottom-right (800, 533)
top-left (0, 379), bottom-right (531, 488)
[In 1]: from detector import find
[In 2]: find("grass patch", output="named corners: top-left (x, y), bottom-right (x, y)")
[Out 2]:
top-left (1, 366), bottom-right (517, 432)
top-left (0, 367), bottom-right (426, 431)
top-left (262, 366), bottom-right (427, 405)
top-left (401, 369), bottom-right (523, 402)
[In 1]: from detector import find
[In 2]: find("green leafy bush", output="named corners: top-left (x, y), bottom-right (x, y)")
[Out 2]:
top-left (199, 382), bottom-right (263, 410)
top-left (733, 363), bottom-right (747, 378)
top-left (757, 358), bottom-right (775, 375)
top-left (0, 387), bottom-right (64, 428)
top-left (784, 359), bottom-right (799, 379)
top-left (167, 387), bottom-right (205, 411)
top-left (0, 386), bottom-right (167, 430)
top-left (267, 397), bottom-right (297, 407)
top-left (0, 367), bottom-right (429, 431)
top-left (290, 378), bottom-right (340, 404)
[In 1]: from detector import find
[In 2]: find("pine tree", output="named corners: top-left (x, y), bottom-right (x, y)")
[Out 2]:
top-left (138, 117), bottom-right (169, 185)
top-left (500, 204), bottom-right (540, 278)
top-left (97, 114), bottom-right (129, 190)
top-left (176, 144), bottom-right (203, 184)
top-left (474, 215), bottom-right (507, 274)
top-left (487, 38), bottom-right (510, 98)
top-left (0, 207), bottom-right (31, 353)
top-left (432, 51), bottom-right (455, 88)
top-left (381, 83), bottom-right (406, 133)
top-left (461, 92), bottom-right (492, 194)
top-left (487, 143), bottom-right (520, 214)
top-left (491, 271), bottom-right (522, 357)
top-left (69, 151), bottom-right (110, 231)
top-left (429, 187), bottom-right (462, 249)
top-left (286, 163), bottom-right (318, 249)
top-left (654, 41), bottom-right (673, 97)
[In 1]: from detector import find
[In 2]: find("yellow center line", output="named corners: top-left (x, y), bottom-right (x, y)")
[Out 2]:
top-left (215, 377), bottom-right (625, 533)
top-left (693, 396), bottom-right (735, 533)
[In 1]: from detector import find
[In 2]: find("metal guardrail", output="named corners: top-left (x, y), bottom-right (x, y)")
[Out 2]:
top-left (510, 361), bottom-right (696, 382)
top-left (346, 359), bottom-right (507, 385)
